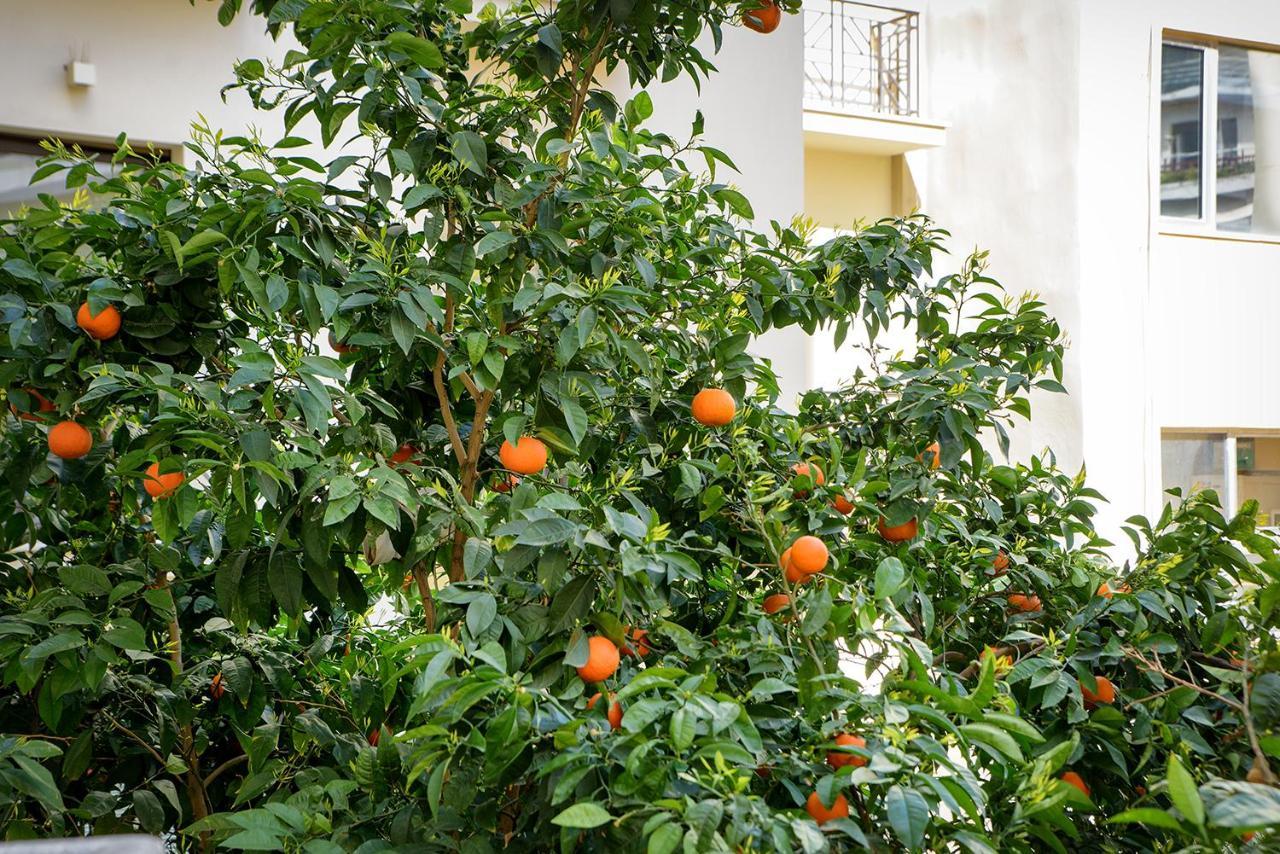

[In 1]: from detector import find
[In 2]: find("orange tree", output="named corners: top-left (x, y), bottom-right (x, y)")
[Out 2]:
top-left (0, 0), bottom-right (1278, 850)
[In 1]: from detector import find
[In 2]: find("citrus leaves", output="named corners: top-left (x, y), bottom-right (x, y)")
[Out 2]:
top-left (552, 801), bottom-right (613, 829)
top-left (384, 32), bottom-right (444, 69)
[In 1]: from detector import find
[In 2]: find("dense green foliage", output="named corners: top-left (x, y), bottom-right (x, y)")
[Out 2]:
top-left (1, 0), bottom-right (1278, 850)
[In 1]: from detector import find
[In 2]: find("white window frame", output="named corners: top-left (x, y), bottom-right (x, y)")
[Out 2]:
top-left (1156, 33), bottom-right (1280, 242)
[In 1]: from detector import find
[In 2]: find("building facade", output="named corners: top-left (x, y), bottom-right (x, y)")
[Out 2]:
top-left (2, 0), bottom-right (1279, 538)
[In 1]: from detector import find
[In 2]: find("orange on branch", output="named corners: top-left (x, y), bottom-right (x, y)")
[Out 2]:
top-left (917, 441), bottom-right (942, 470)
top-left (576, 636), bottom-right (620, 683)
top-left (992, 550), bottom-right (1010, 575)
top-left (763, 594), bottom-right (791, 614)
top-left (391, 443), bottom-right (417, 465)
top-left (499, 436), bottom-right (548, 475)
top-left (48, 420), bottom-right (93, 459)
top-left (210, 673), bottom-right (225, 700)
top-left (328, 330), bottom-right (357, 354)
top-left (587, 692), bottom-right (624, 730)
top-left (826, 733), bottom-right (867, 769)
top-left (1080, 675), bottom-right (1116, 709)
top-left (743, 0), bottom-right (781, 33)
top-left (831, 493), bottom-right (854, 515)
top-left (492, 474), bottom-right (520, 493)
top-left (1007, 593), bottom-right (1042, 613)
top-left (691, 388), bottom-right (736, 426)
top-left (789, 535), bottom-right (828, 574)
top-left (1060, 771), bottom-right (1090, 798)
top-left (877, 516), bottom-right (918, 543)
top-left (791, 462), bottom-right (824, 496)
top-left (622, 627), bottom-right (651, 658)
top-left (76, 302), bottom-right (122, 340)
top-left (9, 388), bottom-right (55, 422)
top-left (144, 461), bottom-right (185, 499)
top-left (805, 791), bottom-right (849, 824)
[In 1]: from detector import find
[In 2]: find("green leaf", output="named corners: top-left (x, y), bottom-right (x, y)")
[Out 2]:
top-left (451, 131), bottom-right (488, 176)
top-left (1167, 755), bottom-right (1204, 826)
top-left (885, 785), bottom-right (929, 851)
top-left (647, 822), bottom-right (683, 854)
top-left (467, 593), bottom-right (497, 636)
top-left (385, 31), bottom-right (444, 69)
top-left (551, 801), bottom-right (612, 828)
top-left (475, 230), bottom-right (516, 258)
top-left (875, 556), bottom-right (906, 598)
top-left (1106, 808), bottom-right (1184, 830)
top-left (959, 723), bottom-right (1023, 762)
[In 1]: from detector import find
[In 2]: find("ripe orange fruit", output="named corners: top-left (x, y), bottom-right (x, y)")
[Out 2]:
top-left (1080, 675), bottom-right (1115, 709)
top-left (917, 441), bottom-right (941, 470)
top-left (877, 516), bottom-right (918, 542)
top-left (805, 791), bottom-right (849, 824)
top-left (1007, 593), bottom-right (1042, 613)
top-left (691, 388), bottom-right (736, 426)
top-left (791, 461), bottom-right (825, 493)
top-left (784, 561), bottom-right (809, 584)
top-left (576, 636), bottom-right (620, 683)
top-left (763, 593), bottom-right (791, 614)
top-left (48, 421), bottom-right (93, 459)
top-left (391, 443), bottom-right (417, 465)
top-left (789, 535), bottom-right (828, 574)
top-left (1060, 771), bottom-right (1090, 798)
top-left (992, 550), bottom-right (1009, 574)
top-left (9, 388), bottom-right (55, 422)
top-left (144, 461), bottom-right (185, 499)
top-left (587, 692), bottom-right (624, 730)
top-left (328, 330), bottom-right (357, 354)
top-left (368, 729), bottom-right (381, 746)
top-left (1097, 581), bottom-right (1131, 598)
top-left (76, 302), bottom-right (122, 340)
top-left (210, 673), bottom-right (225, 700)
top-left (743, 0), bottom-right (781, 33)
top-left (826, 733), bottom-right (867, 769)
top-left (499, 436), bottom-right (548, 475)
top-left (831, 493), bottom-right (854, 515)
top-left (492, 474), bottom-right (520, 493)
top-left (622, 627), bottom-right (651, 658)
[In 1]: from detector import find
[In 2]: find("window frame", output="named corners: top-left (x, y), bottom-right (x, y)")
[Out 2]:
top-left (1157, 31), bottom-right (1280, 241)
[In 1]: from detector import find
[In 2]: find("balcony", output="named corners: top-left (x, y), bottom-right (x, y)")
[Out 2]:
top-left (802, 0), bottom-right (946, 155)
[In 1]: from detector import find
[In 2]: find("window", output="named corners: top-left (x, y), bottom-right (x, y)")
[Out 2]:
top-left (1161, 431), bottom-right (1280, 528)
top-left (0, 133), bottom-right (171, 218)
top-left (1159, 36), bottom-right (1280, 236)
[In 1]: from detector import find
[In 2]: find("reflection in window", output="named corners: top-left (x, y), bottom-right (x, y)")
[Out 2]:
top-left (1216, 46), bottom-right (1280, 234)
top-left (1160, 44), bottom-right (1204, 219)
top-left (1161, 433), bottom-right (1225, 504)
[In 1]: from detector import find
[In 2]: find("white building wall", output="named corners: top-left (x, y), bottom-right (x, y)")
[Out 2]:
top-left (0, 0), bottom-right (287, 149)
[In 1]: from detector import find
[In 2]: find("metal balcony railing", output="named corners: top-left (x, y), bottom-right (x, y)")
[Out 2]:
top-left (803, 0), bottom-right (919, 117)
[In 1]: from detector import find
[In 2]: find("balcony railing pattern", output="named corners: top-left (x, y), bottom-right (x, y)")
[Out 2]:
top-left (803, 0), bottom-right (919, 117)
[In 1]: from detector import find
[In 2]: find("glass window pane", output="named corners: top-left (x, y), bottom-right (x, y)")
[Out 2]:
top-left (1216, 45), bottom-right (1280, 234)
top-left (1161, 433), bottom-right (1225, 504)
top-left (1238, 437), bottom-right (1280, 527)
top-left (1161, 43), bottom-right (1204, 219)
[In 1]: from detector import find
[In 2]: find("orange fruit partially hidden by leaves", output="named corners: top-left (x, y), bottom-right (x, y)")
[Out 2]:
top-left (9, 388), bottom-right (55, 422)
top-left (1007, 593), bottom-right (1042, 613)
top-left (992, 550), bottom-right (1010, 575)
top-left (1080, 675), bottom-right (1115, 709)
top-left (1060, 771), bottom-right (1090, 798)
top-left (144, 461), bottom-right (185, 499)
top-left (691, 388), bottom-right (736, 426)
top-left (826, 733), bottom-right (867, 769)
top-left (576, 636), bottom-right (620, 683)
top-left (391, 443), bottom-right (417, 464)
top-left (805, 791), bottom-right (849, 824)
top-left (878, 516), bottom-right (918, 543)
top-left (368, 729), bottom-right (381, 746)
top-left (743, 0), bottom-right (781, 33)
top-left (622, 627), bottom-right (651, 658)
top-left (791, 462), bottom-right (825, 495)
top-left (76, 302), bottom-right (122, 340)
top-left (210, 673), bottom-right (225, 700)
top-left (763, 594), bottom-right (791, 614)
top-left (492, 474), bottom-right (520, 493)
top-left (1097, 581), bottom-right (1131, 598)
top-left (917, 441), bottom-right (941, 470)
top-left (789, 535), bottom-right (828, 574)
top-left (587, 692), bottom-right (624, 730)
top-left (831, 493), bottom-right (854, 515)
top-left (48, 421), bottom-right (93, 459)
top-left (500, 436), bottom-right (548, 475)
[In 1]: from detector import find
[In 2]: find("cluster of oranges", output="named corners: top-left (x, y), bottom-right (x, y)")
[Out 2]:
top-left (573, 628), bottom-right (650, 732)
top-left (13, 301), bottom-right (186, 500)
